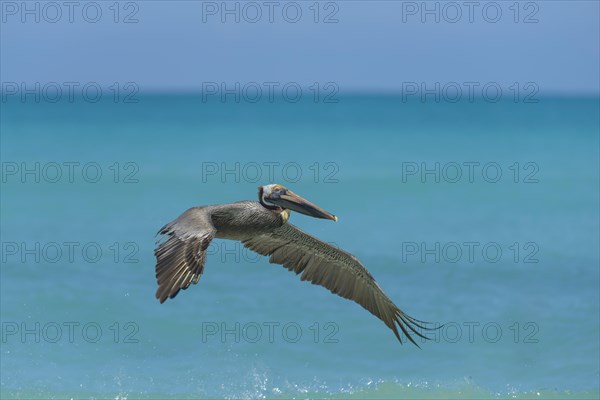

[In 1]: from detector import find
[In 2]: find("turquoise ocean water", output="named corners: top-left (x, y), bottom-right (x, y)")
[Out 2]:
top-left (1, 95), bottom-right (599, 399)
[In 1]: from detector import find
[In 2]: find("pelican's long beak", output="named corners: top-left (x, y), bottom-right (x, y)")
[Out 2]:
top-left (270, 190), bottom-right (338, 222)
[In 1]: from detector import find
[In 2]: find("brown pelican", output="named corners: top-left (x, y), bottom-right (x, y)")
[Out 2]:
top-left (154, 184), bottom-right (434, 346)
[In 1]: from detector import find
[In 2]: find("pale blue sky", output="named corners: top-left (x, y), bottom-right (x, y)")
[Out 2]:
top-left (1, 1), bottom-right (598, 94)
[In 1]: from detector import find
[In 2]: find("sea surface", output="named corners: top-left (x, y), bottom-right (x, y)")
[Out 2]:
top-left (1, 95), bottom-right (599, 399)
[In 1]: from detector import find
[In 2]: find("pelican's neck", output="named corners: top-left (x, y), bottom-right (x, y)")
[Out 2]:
top-left (258, 186), bottom-right (289, 223)
top-left (258, 187), bottom-right (279, 210)
top-left (259, 199), bottom-right (289, 223)
top-left (259, 198), bottom-right (283, 211)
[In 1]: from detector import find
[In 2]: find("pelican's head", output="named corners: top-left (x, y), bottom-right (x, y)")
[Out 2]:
top-left (258, 184), bottom-right (338, 222)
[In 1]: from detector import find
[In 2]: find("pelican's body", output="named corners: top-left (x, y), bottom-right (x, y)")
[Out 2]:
top-left (155, 184), bottom-right (434, 346)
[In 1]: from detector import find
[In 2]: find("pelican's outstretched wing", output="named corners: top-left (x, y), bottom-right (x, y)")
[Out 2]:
top-left (242, 224), bottom-right (434, 346)
top-left (154, 207), bottom-right (216, 303)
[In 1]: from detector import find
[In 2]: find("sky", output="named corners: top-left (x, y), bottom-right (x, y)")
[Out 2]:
top-left (1, 1), bottom-right (599, 95)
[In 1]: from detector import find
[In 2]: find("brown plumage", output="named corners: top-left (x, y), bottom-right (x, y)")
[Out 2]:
top-left (154, 185), bottom-right (436, 346)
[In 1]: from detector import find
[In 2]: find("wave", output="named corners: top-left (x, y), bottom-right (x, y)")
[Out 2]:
top-left (3, 380), bottom-right (598, 400)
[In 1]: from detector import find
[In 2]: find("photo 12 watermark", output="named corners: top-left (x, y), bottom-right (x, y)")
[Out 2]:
top-left (200, 82), bottom-right (339, 103)
top-left (200, 1), bottom-right (339, 24)
top-left (400, 2), bottom-right (540, 24)
top-left (401, 161), bottom-right (539, 184)
top-left (1, 1), bottom-right (140, 24)
top-left (1, 241), bottom-right (140, 264)
top-left (201, 161), bottom-right (339, 184)
top-left (1, 321), bottom-right (140, 344)
top-left (399, 241), bottom-right (539, 264)
top-left (418, 321), bottom-right (540, 344)
top-left (199, 321), bottom-right (339, 344)
top-left (1, 161), bottom-right (140, 184)
top-left (1, 82), bottom-right (140, 103)
top-left (400, 82), bottom-right (539, 103)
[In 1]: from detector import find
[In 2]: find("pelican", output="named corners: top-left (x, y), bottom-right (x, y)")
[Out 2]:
top-left (154, 184), bottom-right (434, 346)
